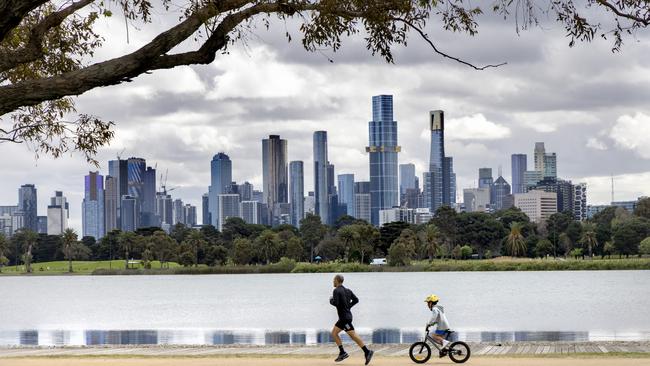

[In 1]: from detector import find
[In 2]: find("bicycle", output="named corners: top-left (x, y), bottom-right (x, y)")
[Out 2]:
top-left (409, 327), bottom-right (471, 364)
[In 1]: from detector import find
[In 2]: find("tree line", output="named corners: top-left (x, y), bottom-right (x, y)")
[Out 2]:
top-left (1, 198), bottom-right (649, 271)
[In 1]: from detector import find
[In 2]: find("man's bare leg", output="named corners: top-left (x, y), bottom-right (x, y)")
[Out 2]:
top-left (332, 326), bottom-right (343, 346)
top-left (345, 330), bottom-right (366, 348)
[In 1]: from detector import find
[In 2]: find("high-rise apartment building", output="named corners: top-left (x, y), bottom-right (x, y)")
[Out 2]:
top-left (184, 204), bottom-right (197, 227)
top-left (313, 131), bottom-right (329, 224)
top-left (443, 157), bottom-right (456, 205)
top-left (337, 174), bottom-right (355, 217)
top-left (173, 198), bottom-right (184, 225)
top-left (238, 182), bottom-right (253, 201)
top-left (155, 192), bottom-right (173, 230)
top-left (82, 172), bottom-right (105, 239)
top-left (18, 184), bottom-right (37, 232)
top-left (573, 183), bottom-right (587, 221)
top-left (108, 159), bottom-right (128, 229)
top-left (262, 135), bottom-right (288, 226)
top-left (218, 194), bottom-right (240, 231)
top-left (367, 95), bottom-right (400, 225)
top-left (104, 176), bottom-right (118, 232)
top-left (241, 201), bottom-right (263, 225)
top-left (201, 193), bottom-right (210, 225)
top-left (289, 161), bottom-right (305, 227)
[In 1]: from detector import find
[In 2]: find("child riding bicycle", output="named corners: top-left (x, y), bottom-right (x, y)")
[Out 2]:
top-left (424, 294), bottom-right (451, 351)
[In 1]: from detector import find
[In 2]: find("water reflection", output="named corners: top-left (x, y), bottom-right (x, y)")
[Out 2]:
top-left (0, 329), bottom-right (647, 346)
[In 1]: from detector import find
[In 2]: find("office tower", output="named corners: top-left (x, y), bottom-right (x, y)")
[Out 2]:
top-left (354, 193), bottom-right (371, 223)
top-left (491, 176), bottom-right (511, 211)
top-left (155, 193), bottom-right (173, 230)
top-left (478, 168), bottom-right (493, 189)
top-left (209, 152), bottom-right (233, 228)
top-left (533, 178), bottom-right (574, 213)
top-left (574, 183), bottom-right (587, 221)
top-left (120, 195), bottom-right (138, 232)
top-left (534, 142), bottom-right (545, 173)
top-left (142, 166), bottom-right (157, 227)
top-left (262, 135), bottom-right (288, 225)
top-left (218, 194), bottom-right (240, 231)
top-left (252, 190), bottom-right (263, 203)
top-left (543, 153), bottom-right (557, 179)
top-left (173, 199), bottom-right (184, 225)
top-left (104, 176), bottom-right (118, 232)
top-left (276, 202), bottom-right (292, 226)
top-left (355, 181), bottom-right (371, 194)
top-left (241, 201), bottom-right (262, 224)
top-left (463, 188), bottom-right (490, 213)
top-left (18, 184), bottom-right (37, 232)
top-left (47, 191), bottom-right (69, 235)
top-left (514, 190), bottom-right (557, 223)
top-left (184, 204), bottom-right (197, 227)
top-left (108, 159), bottom-right (128, 229)
top-left (443, 157), bottom-right (456, 205)
top-left (82, 171), bottom-right (105, 239)
top-left (379, 207), bottom-right (416, 226)
top-left (511, 154), bottom-right (527, 194)
top-left (201, 193), bottom-right (210, 225)
top-left (337, 174), bottom-right (355, 217)
top-left (399, 164), bottom-right (416, 196)
top-left (304, 192), bottom-right (316, 216)
top-left (403, 188), bottom-right (422, 209)
top-left (367, 95), bottom-right (400, 225)
top-left (523, 170), bottom-right (543, 191)
top-left (238, 181), bottom-right (253, 201)
top-left (127, 157), bottom-right (146, 199)
top-left (289, 161), bottom-right (304, 227)
top-left (313, 131), bottom-right (329, 224)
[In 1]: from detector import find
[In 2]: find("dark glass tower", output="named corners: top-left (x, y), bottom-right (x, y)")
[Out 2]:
top-left (367, 95), bottom-right (400, 225)
top-left (18, 184), bottom-right (38, 232)
top-left (209, 152), bottom-right (232, 228)
top-left (262, 135), bottom-right (288, 225)
top-left (511, 154), bottom-right (527, 194)
top-left (313, 131), bottom-right (329, 224)
top-left (289, 161), bottom-right (304, 227)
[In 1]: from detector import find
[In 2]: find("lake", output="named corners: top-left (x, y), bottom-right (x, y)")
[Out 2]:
top-left (1, 271), bottom-right (648, 345)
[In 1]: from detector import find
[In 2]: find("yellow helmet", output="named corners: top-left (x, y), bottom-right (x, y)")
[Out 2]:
top-left (424, 294), bottom-right (440, 303)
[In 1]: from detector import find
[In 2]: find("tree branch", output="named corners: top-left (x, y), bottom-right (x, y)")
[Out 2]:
top-left (0, 0), bottom-right (95, 73)
top-left (0, 0), bottom-right (50, 42)
top-left (596, 0), bottom-right (650, 26)
top-left (393, 16), bottom-right (507, 70)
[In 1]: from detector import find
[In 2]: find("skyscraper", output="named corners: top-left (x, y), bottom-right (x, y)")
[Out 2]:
top-left (184, 204), bottom-right (197, 227)
top-left (289, 161), bottom-right (304, 227)
top-left (511, 154), bottom-right (527, 194)
top-left (121, 195), bottom-right (137, 232)
top-left (573, 183), bottom-right (587, 221)
top-left (209, 152), bottom-right (232, 228)
top-left (399, 163), bottom-right (416, 197)
top-left (104, 176), bottom-right (118, 232)
top-left (534, 142), bottom-right (545, 173)
top-left (241, 201), bottom-right (262, 224)
top-left (367, 95), bottom-right (400, 225)
top-left (47, 191), bottom-right (68, 235)
top-left (155, 192), bottom-right (173, 230)
top-left (142, 166), bottom-right (157, 227)
top-left (543, 153), bottom-right (557, 179)
top-left (18, 184), bottom-right (37, 232)
top-left (201, 193), bottom-right (210, 225)
top-left (218, 194), bottom-right (240, 231)
top-left (262, 135), bottom-right (288, 226)
top-left (173, 198), bottom-right (184, 225)
top-left (313, 131), bottom-right (329, 224)
top-left (82, 171), bottom-right (105, 239)
top-left (423, 110), bottom-right (455, 213)
top-left (337, 174), bottom-right (355, 217)
top-left (127, 157), bottom-right (146, 228)
top-left (443, 157), bottom-right (456, 205)
top-left (238, 182), bottom-right (253, 201)
top-left (478, 168), bottom-right (493, 189)
top-left (491, 176), bottom-right (511, 211)
top-left (108, 159), bottom-right (128, 229)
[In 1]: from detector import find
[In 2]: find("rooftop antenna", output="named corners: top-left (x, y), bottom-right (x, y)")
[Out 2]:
top-left (498, 165), bottom-right (503, 178)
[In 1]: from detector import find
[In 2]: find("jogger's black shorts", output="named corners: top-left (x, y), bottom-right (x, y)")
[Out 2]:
top-left (335, 319), bottom-right (355, 331)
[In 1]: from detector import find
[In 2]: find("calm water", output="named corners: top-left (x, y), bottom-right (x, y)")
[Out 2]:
top-left (0, 271), bottom-right (648, 345)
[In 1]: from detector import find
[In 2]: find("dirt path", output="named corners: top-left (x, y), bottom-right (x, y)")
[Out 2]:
top-left (2, 357), bottom-right (649, 366)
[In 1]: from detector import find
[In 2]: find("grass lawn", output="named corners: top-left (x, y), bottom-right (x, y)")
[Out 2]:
top-left (0, 260), bottom-right (182, 275)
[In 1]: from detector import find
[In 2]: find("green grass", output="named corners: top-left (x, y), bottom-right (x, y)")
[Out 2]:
top-left (2, 257), bottom-right (648, 276)
top-left (0, 260), bottom-right (181, 275)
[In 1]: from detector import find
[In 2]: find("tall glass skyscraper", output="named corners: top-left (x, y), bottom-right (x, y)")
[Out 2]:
top-left (142, 166), bottom-right (157, 227)
top-left (262, 135), bottom-right (288, 225)
top-left (424, 110), bottom-right (444, 213)
top-left (209, 152), bottom-right (232, 228)
top-left (337, 174), bottom-right (355, 217)
top-left (443, 156), bottom-right (456, 205)
top-left (18, 184), bottom-right (37, 232)
top-left (399, 164), bottom-right (416, 196)
top-left (108, 159), bottom-right (128, 229)
top-left (534, 142), bottom-right (545, 173)
top-left (367, 95), bottom-right (400, 225)
top-left (202, 193), bottom-right (210, 225)
top-left (104, 176), bottom-right (118, 232)
top-left (511, 154), bottom-right (527, 194)
top-left (289, 161), bottom-right (304, 227)
top-left (83, 171), bottom-right (105, 239)
top-left (313, 131), bottom-right (329, 224)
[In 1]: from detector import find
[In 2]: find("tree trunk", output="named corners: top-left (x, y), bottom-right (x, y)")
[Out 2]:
top-left (125, 250), bottom-right (129, 270)
top-left (68, 256), bottom-right (72, 273)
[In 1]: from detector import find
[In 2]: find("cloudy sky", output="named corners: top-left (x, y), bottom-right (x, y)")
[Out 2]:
top-left (2, 3), bottom-right (650, 232)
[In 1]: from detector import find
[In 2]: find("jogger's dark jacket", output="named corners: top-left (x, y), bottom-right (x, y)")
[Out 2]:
top-left (330, 285), bottom-right (359, 321)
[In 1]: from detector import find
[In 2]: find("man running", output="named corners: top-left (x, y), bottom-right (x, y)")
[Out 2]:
top-left (330, 274), bottom-right (373, 364)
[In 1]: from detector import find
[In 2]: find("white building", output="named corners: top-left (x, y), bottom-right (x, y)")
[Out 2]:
top-left (514, 190), bottom-right (557, 223)
top-left (303, 195), bottom-right (316, 216)
top-left (379, 207), bottom-right (416, 226)
top-left (463, 188), bottom-right (490, 213)
top-left (47, 191), bottom-right (68, 235)
top-left (573, 183), bottom-right (587, 221)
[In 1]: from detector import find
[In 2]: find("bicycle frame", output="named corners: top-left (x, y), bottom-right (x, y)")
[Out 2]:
top-left (423, 329), bottom-right (451, 351)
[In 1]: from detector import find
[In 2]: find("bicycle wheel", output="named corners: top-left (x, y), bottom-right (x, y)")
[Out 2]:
top-left (447, 341), bottom-right (471, 363)
top-left (409, 341), bottom-right (431, 363)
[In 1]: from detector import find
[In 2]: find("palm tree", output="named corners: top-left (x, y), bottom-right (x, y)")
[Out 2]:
top-left (61, 228), bottom-right (78, 273)
top-left (182, 230), bottom-right (207, 267)
top-left (253, 230), bottom-right (280, 264)
top-left (17, 229), bottom-right (39, 273)
top-left (505, 222), bottom-right (527, 257)
top-left (149, 231), bottom-right (176, 268)
top-left (580, 222), bottom-right (598, 258)
top-left (419, 224), bottom-right (441, 261)
top-left (118, 231), bottom-right (141, 269)
top-left (337, 226), bottom-right (360, 262)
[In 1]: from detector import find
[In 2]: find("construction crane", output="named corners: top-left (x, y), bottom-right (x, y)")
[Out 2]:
top-left (116, 148), bottom-right (125, 160)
